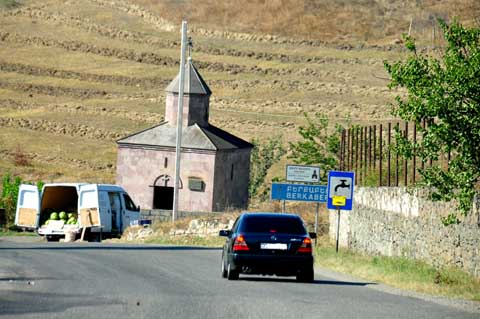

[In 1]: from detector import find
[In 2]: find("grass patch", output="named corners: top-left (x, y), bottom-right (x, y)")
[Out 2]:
top-left (0, 0), bottom-right (20, 9)
top-left (0, 228), bottom-right (37, 236)
top-left (314, 244), bottom-right (480, 301)
top-left (143, 235), bottom-right (224, 247)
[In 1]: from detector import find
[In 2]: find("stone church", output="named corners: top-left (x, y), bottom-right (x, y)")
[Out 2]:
top-left (116, 58), bottom-right (253, 212)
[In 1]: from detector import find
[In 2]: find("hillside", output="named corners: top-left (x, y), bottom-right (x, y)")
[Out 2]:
top-left (0, 0), bottom-right (476, 184)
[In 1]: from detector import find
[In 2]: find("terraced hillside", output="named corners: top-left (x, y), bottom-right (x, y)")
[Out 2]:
top-left (0, 0), bottom-right (471, 184)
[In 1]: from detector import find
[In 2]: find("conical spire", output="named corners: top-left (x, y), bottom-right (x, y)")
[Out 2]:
top-left (165, 58), bottom-right (212, 95)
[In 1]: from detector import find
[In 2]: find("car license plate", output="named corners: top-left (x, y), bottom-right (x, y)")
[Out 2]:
top-left (260, 243), bottom-right (287, 250)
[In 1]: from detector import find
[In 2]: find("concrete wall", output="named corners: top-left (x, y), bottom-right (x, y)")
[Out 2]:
top-left (329, 187), bottom-right (480, 278)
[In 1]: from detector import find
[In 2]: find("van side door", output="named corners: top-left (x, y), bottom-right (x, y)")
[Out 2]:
top-left (15, 184), bottom-right (40, 229)
top-left (98, 191), bottom-right (112, 233)
top-left (107, 192), bottom-right (122, 233)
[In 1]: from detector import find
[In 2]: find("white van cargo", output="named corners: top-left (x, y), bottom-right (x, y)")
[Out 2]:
top-left (15, 183), bottom-right (141, 241)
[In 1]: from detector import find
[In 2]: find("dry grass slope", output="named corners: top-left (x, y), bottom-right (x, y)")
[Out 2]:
top-left (0, 0), bottom-right (476, 187)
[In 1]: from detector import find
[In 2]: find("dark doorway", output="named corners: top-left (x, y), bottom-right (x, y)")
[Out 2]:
top-left (153, 186), bottom-right (174, 209)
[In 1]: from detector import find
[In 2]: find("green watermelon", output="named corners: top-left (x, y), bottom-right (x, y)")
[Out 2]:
top-left (59, 211), bottom-right (67, 220)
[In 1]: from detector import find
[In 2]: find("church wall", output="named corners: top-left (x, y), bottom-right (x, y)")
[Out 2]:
top-left (116, 146), bottom-right (216, 212)
top-left (212, 148), bottom-right (251, 211)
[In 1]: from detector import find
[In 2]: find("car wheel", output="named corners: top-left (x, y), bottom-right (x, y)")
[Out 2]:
top-left (221, 254), bottom-right (227, 278)
top-left (227, 261), bottom-right (239, 280)
top-left (296, 267), bottom-right (314, 283)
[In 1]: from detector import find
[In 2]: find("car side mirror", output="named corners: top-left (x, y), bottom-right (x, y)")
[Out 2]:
top-left (309, 232), bottom-right (317, 239)
top-left (219, 230), bottom-right (231, 237)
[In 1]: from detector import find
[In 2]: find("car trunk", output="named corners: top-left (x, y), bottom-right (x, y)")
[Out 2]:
top-left (244, 233), bottom-right (304, 256)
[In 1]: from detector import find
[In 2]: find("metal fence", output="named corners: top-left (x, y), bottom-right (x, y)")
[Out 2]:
top-left (338, 120), bottom-right (450, 187)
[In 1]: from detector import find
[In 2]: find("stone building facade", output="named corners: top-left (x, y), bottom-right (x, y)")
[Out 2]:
top-left (116, 58), bottom-right (253, 212)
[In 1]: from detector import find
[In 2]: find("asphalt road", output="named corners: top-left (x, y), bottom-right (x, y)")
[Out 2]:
top-left (0, 237), bottom-right (478, 319)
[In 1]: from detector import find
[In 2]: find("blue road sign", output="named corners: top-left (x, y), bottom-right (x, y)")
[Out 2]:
top-left (327, 171), bottom-right (355, 210)
top-left (271, 183), bottom-right (327, 203)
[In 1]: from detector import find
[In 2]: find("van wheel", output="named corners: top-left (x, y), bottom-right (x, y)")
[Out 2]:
top-left (87, 233), bottom-right (102, 242)
top-left (46, 235), bottom-right (60, 242)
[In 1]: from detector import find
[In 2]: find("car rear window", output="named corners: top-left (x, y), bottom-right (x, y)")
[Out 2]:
top-left (239, 216), bottom-right (307, 234)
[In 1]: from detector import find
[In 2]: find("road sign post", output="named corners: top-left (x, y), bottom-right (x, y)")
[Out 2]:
top-left (327, 171), bottom-right (355, 253)
top-left (336, 207), bottom-right (341, 253)
top-left (333, 196), bottom-right (346, 253)
top-left (314, 202), bottom-right (319, 246)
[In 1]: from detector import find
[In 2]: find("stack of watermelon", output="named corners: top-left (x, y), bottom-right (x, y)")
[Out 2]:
top-left (43, 211), bottom-right (78, 226)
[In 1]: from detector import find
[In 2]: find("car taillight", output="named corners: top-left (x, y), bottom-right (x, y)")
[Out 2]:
top-left (298, 237), bottom-right (312, 253)
top-left (233, 235), bottom-right (249, 251)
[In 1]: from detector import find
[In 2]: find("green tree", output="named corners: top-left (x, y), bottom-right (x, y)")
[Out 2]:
top-left (249, 137), bottom-right (286, 199)
top-left (289, 113), bottom-right (343, 183)
top-left (385, 20), bottom-right (480, 223)
top-left (0, 173), bottom-right (23, 227)
top-left (0, 173), bottom-right (44, 228)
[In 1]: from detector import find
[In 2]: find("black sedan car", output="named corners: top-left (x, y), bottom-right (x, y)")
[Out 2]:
top-left (219, 212), bottom-right (316, 282)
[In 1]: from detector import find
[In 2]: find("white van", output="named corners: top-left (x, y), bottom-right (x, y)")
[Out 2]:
top-left (15, 183), bottom-right (141, 241)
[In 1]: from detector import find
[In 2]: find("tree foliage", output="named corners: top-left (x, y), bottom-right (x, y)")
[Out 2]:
top-left (288, 113), bottom-right (343, 183)
top-left (0, 173), bottom-right (44, 228)
top-left (0, 173), bottom-right (22, 227)
top-left (385, 20), bottom-right (480, 223)
top-left (249, 137), bottom-right (286, 199)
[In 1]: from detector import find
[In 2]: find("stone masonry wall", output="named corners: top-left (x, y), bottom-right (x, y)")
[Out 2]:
top-left (329, 187), bottom-right (480, 278)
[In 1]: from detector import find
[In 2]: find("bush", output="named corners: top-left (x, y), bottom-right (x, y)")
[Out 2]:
top-left (0, 173), bottom-right (44, 228)
top-left (0, 173), bottom-right (22, 227)
top-left (0, 0), bottom-right (21, 9)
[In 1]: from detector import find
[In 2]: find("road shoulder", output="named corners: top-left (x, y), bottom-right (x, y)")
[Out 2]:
top-left (314, 265), bottom-right (480, 314)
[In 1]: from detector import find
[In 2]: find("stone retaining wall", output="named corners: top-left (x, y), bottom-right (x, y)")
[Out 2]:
top-left (140, 209), bottom-right (219, 222)
top-left (329, 188), bottom-right (480, 278)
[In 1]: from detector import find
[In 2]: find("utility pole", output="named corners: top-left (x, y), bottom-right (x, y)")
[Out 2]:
top-left (172, 20), bottom-right (188, 224)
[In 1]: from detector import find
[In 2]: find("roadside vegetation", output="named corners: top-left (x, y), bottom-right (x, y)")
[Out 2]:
top-left (0, 229), bottom-right (36, 236)
top-left (386, 20), bottom-right (480, 223)
top-left (0, 172), bottom-right (43, 230)
top-left (314, 242), bottom-right (480, 302)
top-left (0, 0), bottom-right (20, 9)
top-left (143, 235), bottom-right (225, 247)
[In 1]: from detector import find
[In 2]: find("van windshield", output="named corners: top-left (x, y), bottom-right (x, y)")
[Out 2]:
top-left (123, 194), bottom-right (138, 211)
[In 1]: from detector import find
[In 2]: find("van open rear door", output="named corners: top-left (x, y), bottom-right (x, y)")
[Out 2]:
top-left (15, 184), bottom-right (40, 229)
top-left (78, 184), bottom-right (101, 227)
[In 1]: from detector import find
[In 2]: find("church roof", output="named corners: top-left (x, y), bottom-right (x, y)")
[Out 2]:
top-left (165, 59), bottom-right (212, 95)
top-left (117, 122), bottom-right (253, 151)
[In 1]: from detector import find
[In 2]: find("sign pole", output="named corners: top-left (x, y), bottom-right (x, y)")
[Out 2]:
top-left (172, 20), bottom-right (188, 224)
top-left (335, 206), bottom-right (341, 253)
top-left (314, 202), bottom-right (319, 246)
top-left (282, 200), bottom-right (286, 213)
